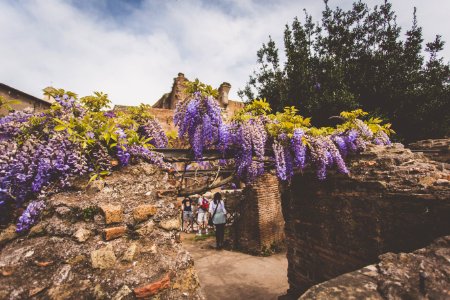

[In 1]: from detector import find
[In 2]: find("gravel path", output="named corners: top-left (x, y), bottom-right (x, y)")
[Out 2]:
top-left (182, 233), bottom-right (289, 300)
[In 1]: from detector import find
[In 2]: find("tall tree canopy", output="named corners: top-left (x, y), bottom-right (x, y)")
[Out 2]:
top-left (239, 0), bottom-right (450, 142)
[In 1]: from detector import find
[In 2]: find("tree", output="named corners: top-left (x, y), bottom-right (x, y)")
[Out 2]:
top-left (239, 0), bottom-right (450, 142)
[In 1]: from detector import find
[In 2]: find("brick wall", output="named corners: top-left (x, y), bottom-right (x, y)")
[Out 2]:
top-left (282, 143), bottom-right (450, 298)
top-left (233, 173), bottom-right (285, 254)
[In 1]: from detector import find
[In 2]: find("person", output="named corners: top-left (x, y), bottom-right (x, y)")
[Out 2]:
top-left (209, 192), bottom-right (227, 249)
top-left (197, 193), bottom-right (210, 236)
top-left (181, 197), bottom-right (193, 233)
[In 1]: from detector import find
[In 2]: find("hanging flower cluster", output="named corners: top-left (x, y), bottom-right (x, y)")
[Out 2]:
top-left (174, 79), bottom-right (225, 159)
top-left (230, 116), bottom-right (267, 182)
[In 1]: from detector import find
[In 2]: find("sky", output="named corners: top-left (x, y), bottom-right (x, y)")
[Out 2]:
top-left (0, 0), bottom-right (449, 106)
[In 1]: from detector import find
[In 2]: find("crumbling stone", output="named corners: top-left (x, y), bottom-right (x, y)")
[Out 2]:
top-left (112, 285), bottom-right (132, 300)
top-left (133, 204), bottom-right (157, 223)
top-left (99, 204), bottom-right (124, 224)
top-left (121, 243), bottom-right (138, 262)
top-left (300, 236), bottom-right (450, 299)
top-left (284, 143), bottom-right (450, 297)
top-left (73, 227), bottom-right (91, 243)
top-left (159, 218), bottom-right (180, 231)
top-left (0, 224), bottom-right (17, 246)
top-left (91, 245), bottom-right (117, 269)
top-left (136, 220), bottom-right (155, 236)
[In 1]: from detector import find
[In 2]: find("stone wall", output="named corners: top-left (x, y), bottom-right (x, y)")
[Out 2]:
top-left (0, 164), bottom-right (204, 299)
top-left (409, 138), bottom-right (450, 163)
top-left (282, 143), bottom-right (450, 297)
top-left (233, 173), bottom-right (285, 254)
top-left (300, 236), bottom-right (450, 299)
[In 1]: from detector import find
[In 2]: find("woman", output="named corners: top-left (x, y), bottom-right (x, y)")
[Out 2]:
top-left (209, 192), bottom-right (227, 249)
top-left (181, 197), bottom-right (193, 233)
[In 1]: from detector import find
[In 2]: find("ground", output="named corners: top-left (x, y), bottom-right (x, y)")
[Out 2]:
top-left (181, 232), bottom-right (289, 300)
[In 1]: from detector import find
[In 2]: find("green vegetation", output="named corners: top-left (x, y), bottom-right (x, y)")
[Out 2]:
top-left (239, 0), bottom-right (450, 142)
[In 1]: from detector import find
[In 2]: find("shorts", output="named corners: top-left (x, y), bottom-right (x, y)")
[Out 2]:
top-left (183, 211), bottom-right (193, 221)
top-left (197, 211), bottom-right (208, 223)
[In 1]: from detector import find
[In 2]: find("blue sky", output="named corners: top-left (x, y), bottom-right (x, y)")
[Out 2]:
top-left (1, 0), bottom-right (449, 106)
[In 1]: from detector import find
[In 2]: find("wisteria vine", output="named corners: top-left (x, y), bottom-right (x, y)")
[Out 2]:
top-left (0, 91), bottom-right (169, 232)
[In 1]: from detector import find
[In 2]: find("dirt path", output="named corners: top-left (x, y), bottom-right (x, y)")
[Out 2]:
top-left (182, 233), bottom-right (289, 300)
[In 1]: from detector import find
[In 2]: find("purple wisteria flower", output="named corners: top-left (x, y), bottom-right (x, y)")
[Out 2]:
top-left (16, 200), bottom-right (45, 233)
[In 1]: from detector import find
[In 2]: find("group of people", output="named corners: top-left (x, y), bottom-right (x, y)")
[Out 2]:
top-left (181, 192), bottom-right (227, 249)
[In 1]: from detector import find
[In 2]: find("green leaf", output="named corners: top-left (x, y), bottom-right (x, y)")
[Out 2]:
top-left (54, 125), bottom-right (66, 131)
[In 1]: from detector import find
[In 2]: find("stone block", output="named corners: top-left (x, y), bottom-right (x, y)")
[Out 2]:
top-left (99, 204), bottom-right (123, 224)
top-left (136, 221), bottom-right (155, 236)
top-left (73, 227), bottom-right (91, 243)
top-left (91, 245), bottom-right (116, 269)
top-left (112, 285), bottom-right (132, 300)
top-left (133, 204), bottom-right (157, 223)
top-left (103, 226), bottom-right (127, 241)
top-left (159, 218), bottom-right (180, 231)
top-left (0, 225), bottom-right (17, 245)
top-left (121, 243), bottom-right (138, 262)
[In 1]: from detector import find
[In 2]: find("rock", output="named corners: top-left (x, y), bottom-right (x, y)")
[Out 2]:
top-left (53, 264), bottom-right (71, 285)
top-left (0, 225), bottom-right (17, 245)
top-left (133, 204), bottom-right (157, 223)
top-left (55, 206), bottom-right (72, 217)
top-left (122, 243), bottom-right (138, 262)
top-left (159, 218), bottom-right (180, 231)
top-left (73, 227), bottom-right (91, 243)
top-left (29, 223), bottom-right (46, 236)
top-left (66, 254), bottom-right (86, 266)
top-left (112, 285), bottom-right (132, 300)
top-left (88, 179), bottom-right (105, 193)
top-left (99, 204), bottom-right (124, 224)
top-left (435, 179), bottom-right (450, 186)
top-left (136, 221), bottom-right (155, 236)
top-left (133, 273), bottom-right (171, 298)
top-left (48, 280), bottom-right (90, 300)
top-left (300, 236), bottom-right (450, 300)
top-left (91, 245), bottom-right (117, 269)
top-left (103, 226), bottom-right (127, 241)
top-left (94, 284), bottom-right (107, 300)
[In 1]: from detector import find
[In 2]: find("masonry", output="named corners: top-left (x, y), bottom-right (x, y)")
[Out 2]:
top-left (281, 143), bottom-right (450, 297)
top-left (232, 173), bottom-right (285, 254)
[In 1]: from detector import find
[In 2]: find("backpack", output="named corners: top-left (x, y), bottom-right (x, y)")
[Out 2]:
top-left (200, 198), bottom-right (209, 211)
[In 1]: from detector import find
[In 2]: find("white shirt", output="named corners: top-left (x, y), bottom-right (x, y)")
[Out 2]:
top-left (209, 200), bottom-right (227, 215)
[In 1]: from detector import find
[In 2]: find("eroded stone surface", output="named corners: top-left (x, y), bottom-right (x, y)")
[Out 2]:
top-left (159, 217), bottom-right (180, 231)
top-left (133, 204), bottom-right (157, 223)
top-left (91, 245), bottom-right (117, 269)
top-left (284, 143), bottom-right (450, 297)
top-left (300, 236), bottom-right (450, 299)
top-left (99, 204), bottom-right (124, 224)
top-left (0, 163), bottom-right (204, 299)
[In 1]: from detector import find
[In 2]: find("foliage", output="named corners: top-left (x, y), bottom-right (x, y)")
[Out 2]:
top-left (226, 104), bottom-right (392, 182)
top-left (239, 0), bottom-right (450, 142)
top-left (183, 78), bottom-right (219, 99)
top-left (0, 96), bottom-right (20, 116)
top-left (0, 90), bottom-right (169, 232)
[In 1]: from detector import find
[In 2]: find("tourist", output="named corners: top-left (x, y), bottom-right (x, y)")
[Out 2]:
top-left (181, 196), bottom-right (193, 233)
top-left (197, 192), bottom-right (210, 236)
top-left (209, 192), bottom-right (227, 249)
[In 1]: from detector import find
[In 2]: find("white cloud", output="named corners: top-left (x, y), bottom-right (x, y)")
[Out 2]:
top-left (0, 0), bottom-right (448, 106)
